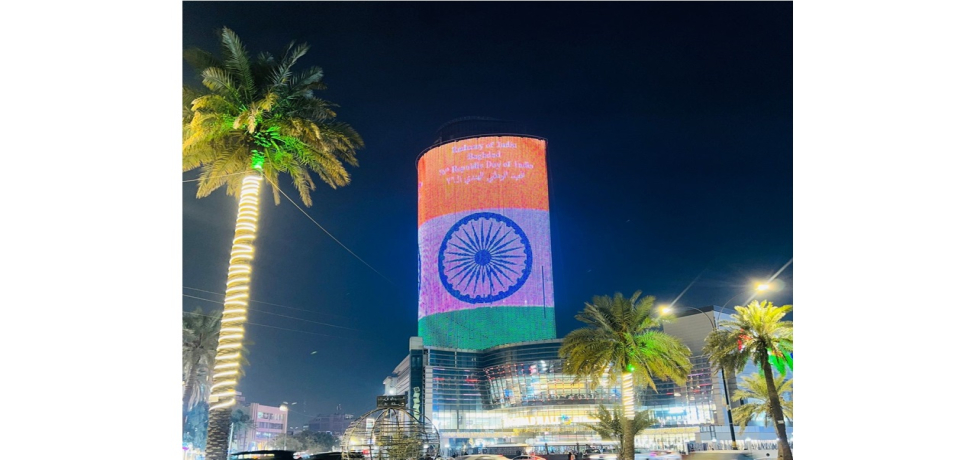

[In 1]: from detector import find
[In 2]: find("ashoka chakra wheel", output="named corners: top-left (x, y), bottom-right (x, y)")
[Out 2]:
top-left (438, 212), bottom-right (532, 303)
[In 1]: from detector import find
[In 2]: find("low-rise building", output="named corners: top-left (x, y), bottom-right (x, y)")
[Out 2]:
top-left (245, 402), bottom-right (289, 450)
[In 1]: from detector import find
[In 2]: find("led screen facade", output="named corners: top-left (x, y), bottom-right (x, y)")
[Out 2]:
top-left (418, 136), bottom-right (556, 349)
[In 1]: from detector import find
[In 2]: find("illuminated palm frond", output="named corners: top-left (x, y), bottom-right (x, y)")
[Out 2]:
top-left (704, 300), bottom-right (793, 377)
top-left (730, 373), bottom-right (792, 434)
top-left (703, 300), bottom-right (793, 458)
top-left (560, 292), bottom-right (692, 392)
top-left (581, 404), bottom-right (657, 442)
top-left (183, 26), bottom-right (363, 206)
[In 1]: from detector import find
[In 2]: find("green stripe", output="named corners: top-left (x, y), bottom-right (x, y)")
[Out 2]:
top-left (419, 307), bottom-right (556, 350)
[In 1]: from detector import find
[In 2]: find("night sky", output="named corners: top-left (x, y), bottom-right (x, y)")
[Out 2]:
top-left (182, 2), bottom-right (793, 425)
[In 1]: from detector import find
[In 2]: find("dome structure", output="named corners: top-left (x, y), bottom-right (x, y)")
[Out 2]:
top-left (341, 406), bottom-right (440, 460)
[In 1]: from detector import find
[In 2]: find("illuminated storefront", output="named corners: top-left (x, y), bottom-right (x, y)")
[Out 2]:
top-left (388, 339), bottom-right (743, 455)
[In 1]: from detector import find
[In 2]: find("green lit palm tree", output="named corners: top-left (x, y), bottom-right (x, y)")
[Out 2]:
top-left (183, 27), bottom-right (363, 460)
top-left (581, 404), bottom-right (657, 455)
top-left (730, 373), bottom-right (792, 434)
top-left (560, 292), bottom-right (692, 460)
top-left (704, 300), bottom-right (793, 460)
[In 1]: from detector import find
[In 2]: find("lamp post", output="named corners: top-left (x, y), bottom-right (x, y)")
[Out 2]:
top-left (279, 405), bottom-right (289, 450)
top-left (660, 282), bottom-right (771, 451)
top-left (659, 305), bottom-right (738, 450)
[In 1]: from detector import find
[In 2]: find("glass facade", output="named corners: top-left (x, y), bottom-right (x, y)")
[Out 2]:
top-left (407, 340), bottom-right (743, 454)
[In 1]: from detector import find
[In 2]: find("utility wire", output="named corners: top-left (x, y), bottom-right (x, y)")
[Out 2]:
top-left (183, 286), bottom-right (354, 320)
top-left (182, 294), bottom-right (360, 332)
top-left (267, 180), bottom-right (396, 287)
top-left (182, 309), bottom-right (371, 343)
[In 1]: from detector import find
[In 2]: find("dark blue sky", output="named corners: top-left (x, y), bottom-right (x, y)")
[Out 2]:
top-left (182, 1), bottom-right (792, 425)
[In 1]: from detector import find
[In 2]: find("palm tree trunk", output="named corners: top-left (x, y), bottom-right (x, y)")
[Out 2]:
top-left (622, 416), bottom-right (633, 460)
top-left (761, 362), bottom-right (792, 460)
top-left (207, 406), bottom-right (233, 460)
top-left (204, 172), bottom-right (263, 460)
top-left (621, 372), bottom-right (635, 460)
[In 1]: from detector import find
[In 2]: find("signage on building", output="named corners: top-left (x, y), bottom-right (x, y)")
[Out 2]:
top-left (412, 386), bottom-right (421, 415)
top-left (417, 135), bottom-right (556, 349)
top-left (377, 395), bottom-right (407, 408)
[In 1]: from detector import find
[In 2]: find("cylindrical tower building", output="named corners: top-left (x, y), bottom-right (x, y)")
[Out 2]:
top-left (417, 118), bottom-right (556, 349)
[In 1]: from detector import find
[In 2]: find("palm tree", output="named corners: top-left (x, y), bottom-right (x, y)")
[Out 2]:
top-left (183, 402), bottom-right (209, 453)
top-left (229, 407), bottom-right (255, 452)
top-left (183, 27), bottom-right (363, 460)
top-left (183, 308), bottom-right (221, 412)
top-left (560, 292), bottom-right (692, 460)
top-left (581, 404), bottom-right (657, 455)
top-left (703, 300), bottom-right (793, 460)
top-left (730, 373), bottom-right (792, 434)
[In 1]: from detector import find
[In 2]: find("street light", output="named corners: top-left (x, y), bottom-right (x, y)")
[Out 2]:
top-left (659, 282), bottom-right (773, 451)
top-left (660, 305), bottom-right (739, 450)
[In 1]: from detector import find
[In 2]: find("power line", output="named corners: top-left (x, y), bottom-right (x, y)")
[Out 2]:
top-left (182, 294), bottom-right (360, 332)
top-left (182, 309), bottom-right (371, 343)
top-left (267, 180), bottom-right (396, 287)
top-left (183, 286), bottom-right (354, 320)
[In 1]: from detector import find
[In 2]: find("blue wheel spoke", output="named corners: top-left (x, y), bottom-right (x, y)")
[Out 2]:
top-left (478, 220), bottom-right (488, 251)
top-left (492, 261), bottom-right (522, 277)
top-left (448, 242), bottom-right (475, 254)
top-left (446, 261), bottom-right (477, 280)
top-left (492, 258), bottom-right (519, 267)
top-left (461, 226), bottom-right (481, 253)
top-left (486, 265), bottom-right (497, 293)
top-left (486, 223), bottom-right (505, 252)
top-left (445, 256), bottom-right (478, 264)
top-left (478, 264), bottom-right (489, 288)
top-left (487, 265), bottom-right (507, 290)
top-left (488, 233), bottom-right (517, 252)
top-left (463, 265), bottom-right (479, 289)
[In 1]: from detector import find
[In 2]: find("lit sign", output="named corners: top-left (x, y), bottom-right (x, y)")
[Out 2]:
top-left (377, 395), bottom-right (407, 408)
top-left (418, 136), bottom-right (556, 349)
top-left (502, 413), bottom-right (596, 428)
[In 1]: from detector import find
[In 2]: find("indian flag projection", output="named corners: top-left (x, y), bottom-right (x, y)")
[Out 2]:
top-left (418, 136), bottom-right (556, 349)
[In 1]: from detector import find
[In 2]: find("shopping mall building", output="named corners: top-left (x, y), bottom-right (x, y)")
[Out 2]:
top-left (386, 119), bottom-right (791, 454)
